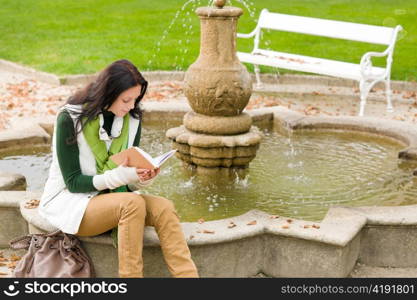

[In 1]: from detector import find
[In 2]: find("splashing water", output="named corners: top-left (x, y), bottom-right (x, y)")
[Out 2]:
top-left (147, 0), bottom-right (201, 71)
top-left (147, 0), bottom-right (258, 71)
top-left (234, 173), bottom-right (250, 188)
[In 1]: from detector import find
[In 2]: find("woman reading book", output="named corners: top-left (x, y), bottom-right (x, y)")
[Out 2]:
top-left (39, 59), bottom-right (198, 278)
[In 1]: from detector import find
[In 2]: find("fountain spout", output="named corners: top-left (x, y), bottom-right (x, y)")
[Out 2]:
top-left (214, 0), bottom-right (227, 8)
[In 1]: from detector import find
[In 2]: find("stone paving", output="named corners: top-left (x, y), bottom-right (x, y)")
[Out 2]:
top-left (1, 69), bottom-right (417, 132)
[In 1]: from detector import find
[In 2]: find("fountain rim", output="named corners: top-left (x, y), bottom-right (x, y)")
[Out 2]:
top-left (2, 106), bottom-right (417, 249)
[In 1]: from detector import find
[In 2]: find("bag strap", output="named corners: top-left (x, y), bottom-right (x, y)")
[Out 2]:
top-left (9, 235), bottom-right (32, 250)
top-left (9, 229), bottom-right (64, 250)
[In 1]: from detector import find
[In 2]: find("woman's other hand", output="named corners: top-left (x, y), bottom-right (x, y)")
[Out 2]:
top-left (136, 167), bottom-right (160, 182)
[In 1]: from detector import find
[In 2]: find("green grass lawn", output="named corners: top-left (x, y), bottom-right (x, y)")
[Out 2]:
top-left (0, 0), bottom-right (416, 81)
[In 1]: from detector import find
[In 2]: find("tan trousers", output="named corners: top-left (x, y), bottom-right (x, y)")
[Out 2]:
top-left (75, 192), bottom-right (199, 278)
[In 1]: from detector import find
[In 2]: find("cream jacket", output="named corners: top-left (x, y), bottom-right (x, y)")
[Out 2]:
top-left (39, 104), bottom-right (141, 234)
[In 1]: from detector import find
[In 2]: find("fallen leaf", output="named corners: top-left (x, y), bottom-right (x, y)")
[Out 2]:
top-left (0, 257), bottom-right (8, 262)
top-left (0, 263), bottom-right (6, 267)
top-left (303, 225), bottom-right (311, 229)
top-left (24, 199), bottom-right (40, 209)
top-left (304, 105), bottom-right (320, 116)
top-left (403, 91), bottom-right (417, 99)
top-left (312, 224), bottom-right (320, 229)
top-left (282, 225), bottom-right (290, 229)
top-left (7, 261), bottom-right (17, 269)
top-left (9, 255), bottom-right (21, 262)
top-left (286, 219), bottom-right (293, 223)
top-left (228, 222), bottom-right (237, 228)
top-left (247, 220), bottom-right (257, 226)
top-left (197, 218), bottom-right (205, 224)
top-left (312, 91), bottom-right (323, 96)
top-left (203, 230), bottom-right (215, 234)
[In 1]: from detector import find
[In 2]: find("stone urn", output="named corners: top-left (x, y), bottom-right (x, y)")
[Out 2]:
top-left (166, 1), bottom-right (261, 176)
top-left (183, 6), bottom-right (252, 117)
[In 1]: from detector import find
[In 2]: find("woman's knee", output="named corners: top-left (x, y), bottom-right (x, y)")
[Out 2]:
top-left (147, 195), bottom-right (176, 216)
top-left (119, 193), bottom-right (146, 215)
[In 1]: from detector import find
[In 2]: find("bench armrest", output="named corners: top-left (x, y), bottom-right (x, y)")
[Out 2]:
top-left (361, 50), bottom-right (388, 62)
top-left (360, 25), bottom-right (402, 78)
top-left (360, 50), bottom-right (390, 77)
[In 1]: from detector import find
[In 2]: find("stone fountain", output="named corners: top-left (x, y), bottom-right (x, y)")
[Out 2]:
top-left (166, 0), bottom-right (262, 176)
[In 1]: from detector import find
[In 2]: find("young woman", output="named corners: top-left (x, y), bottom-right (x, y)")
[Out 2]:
top-left (39, 59), bottom-right (198, 278)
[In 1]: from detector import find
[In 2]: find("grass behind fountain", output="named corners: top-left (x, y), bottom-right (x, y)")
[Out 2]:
top-left (0, 0), bottom-right (415, 80)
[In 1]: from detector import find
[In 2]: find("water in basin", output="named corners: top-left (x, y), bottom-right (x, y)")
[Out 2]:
top-left (1, 120), bottom-right (417, 222)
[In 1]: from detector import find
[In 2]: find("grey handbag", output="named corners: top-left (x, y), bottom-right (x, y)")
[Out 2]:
top-left (9, 230), bottom-right (95, 278)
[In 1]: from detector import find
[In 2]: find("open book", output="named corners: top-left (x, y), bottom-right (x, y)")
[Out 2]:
top-left (110, 147), bottom-right (177, 169)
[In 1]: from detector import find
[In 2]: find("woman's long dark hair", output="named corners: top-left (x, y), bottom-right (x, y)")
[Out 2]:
top-left (66, 59), bottom-right (148, 144)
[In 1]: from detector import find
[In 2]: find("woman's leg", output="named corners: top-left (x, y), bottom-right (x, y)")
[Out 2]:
top-left (140, 193), bottom-right (199, 278)
top-left (75, 192), bottom-right (146, 278)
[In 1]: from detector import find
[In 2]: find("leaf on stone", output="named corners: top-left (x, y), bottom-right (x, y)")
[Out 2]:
top-left (304, 106), bottom-right (320, 116)
top-left (303, 225), bottom-right (311, 229)
top-left (24, 199), bottom-right (40, 209)
top-left (282, 225), bottom-right (290, 229)
top-left (9, 254), bottom-right (21, 262)
top-left (228, 222), bottom-right (237, 228)
top-left (403, 91), bottom-right (417, 99)
top-left (203, 230), bottom-right (215, 234)
top-left (246, 220), bottom-right (257, 226)
top-left (286, 219), bottom-right (293, 223)
top-left (312, 224), bottom-right (320, 229)
top-left (312, 91), bottom-right (323, 96)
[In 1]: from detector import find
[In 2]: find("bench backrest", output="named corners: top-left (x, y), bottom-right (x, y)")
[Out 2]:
top-left (257, 9), bottom-right (397, 45)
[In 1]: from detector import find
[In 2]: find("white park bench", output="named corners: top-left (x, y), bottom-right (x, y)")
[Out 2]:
top-left (237, 9), bottom-right (403, 116)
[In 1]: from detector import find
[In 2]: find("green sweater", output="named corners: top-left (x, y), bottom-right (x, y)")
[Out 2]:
top-left (56, 109), bottom-right (141, 193)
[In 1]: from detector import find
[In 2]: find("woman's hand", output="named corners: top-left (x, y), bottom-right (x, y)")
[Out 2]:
top-left (136, 168), bottom-right (160, 182)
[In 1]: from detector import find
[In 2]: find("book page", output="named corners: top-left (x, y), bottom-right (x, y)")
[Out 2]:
top-left (134, 147), bottom-right (155, 167)
top-left (153, 149), bottom-right (177, 167)
top-left (110, 147), bottom-right (155, 169)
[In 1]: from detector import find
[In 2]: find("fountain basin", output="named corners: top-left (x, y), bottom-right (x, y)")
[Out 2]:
top-left (2, 104), bottom-right (417, 277)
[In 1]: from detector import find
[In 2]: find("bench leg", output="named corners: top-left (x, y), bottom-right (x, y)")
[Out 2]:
top-left (358, 80), bottom-right (371, 117)
top-left (254, 65), bottom-right (262, 88)
top-left (385, 79), bottom-right (394, 113)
